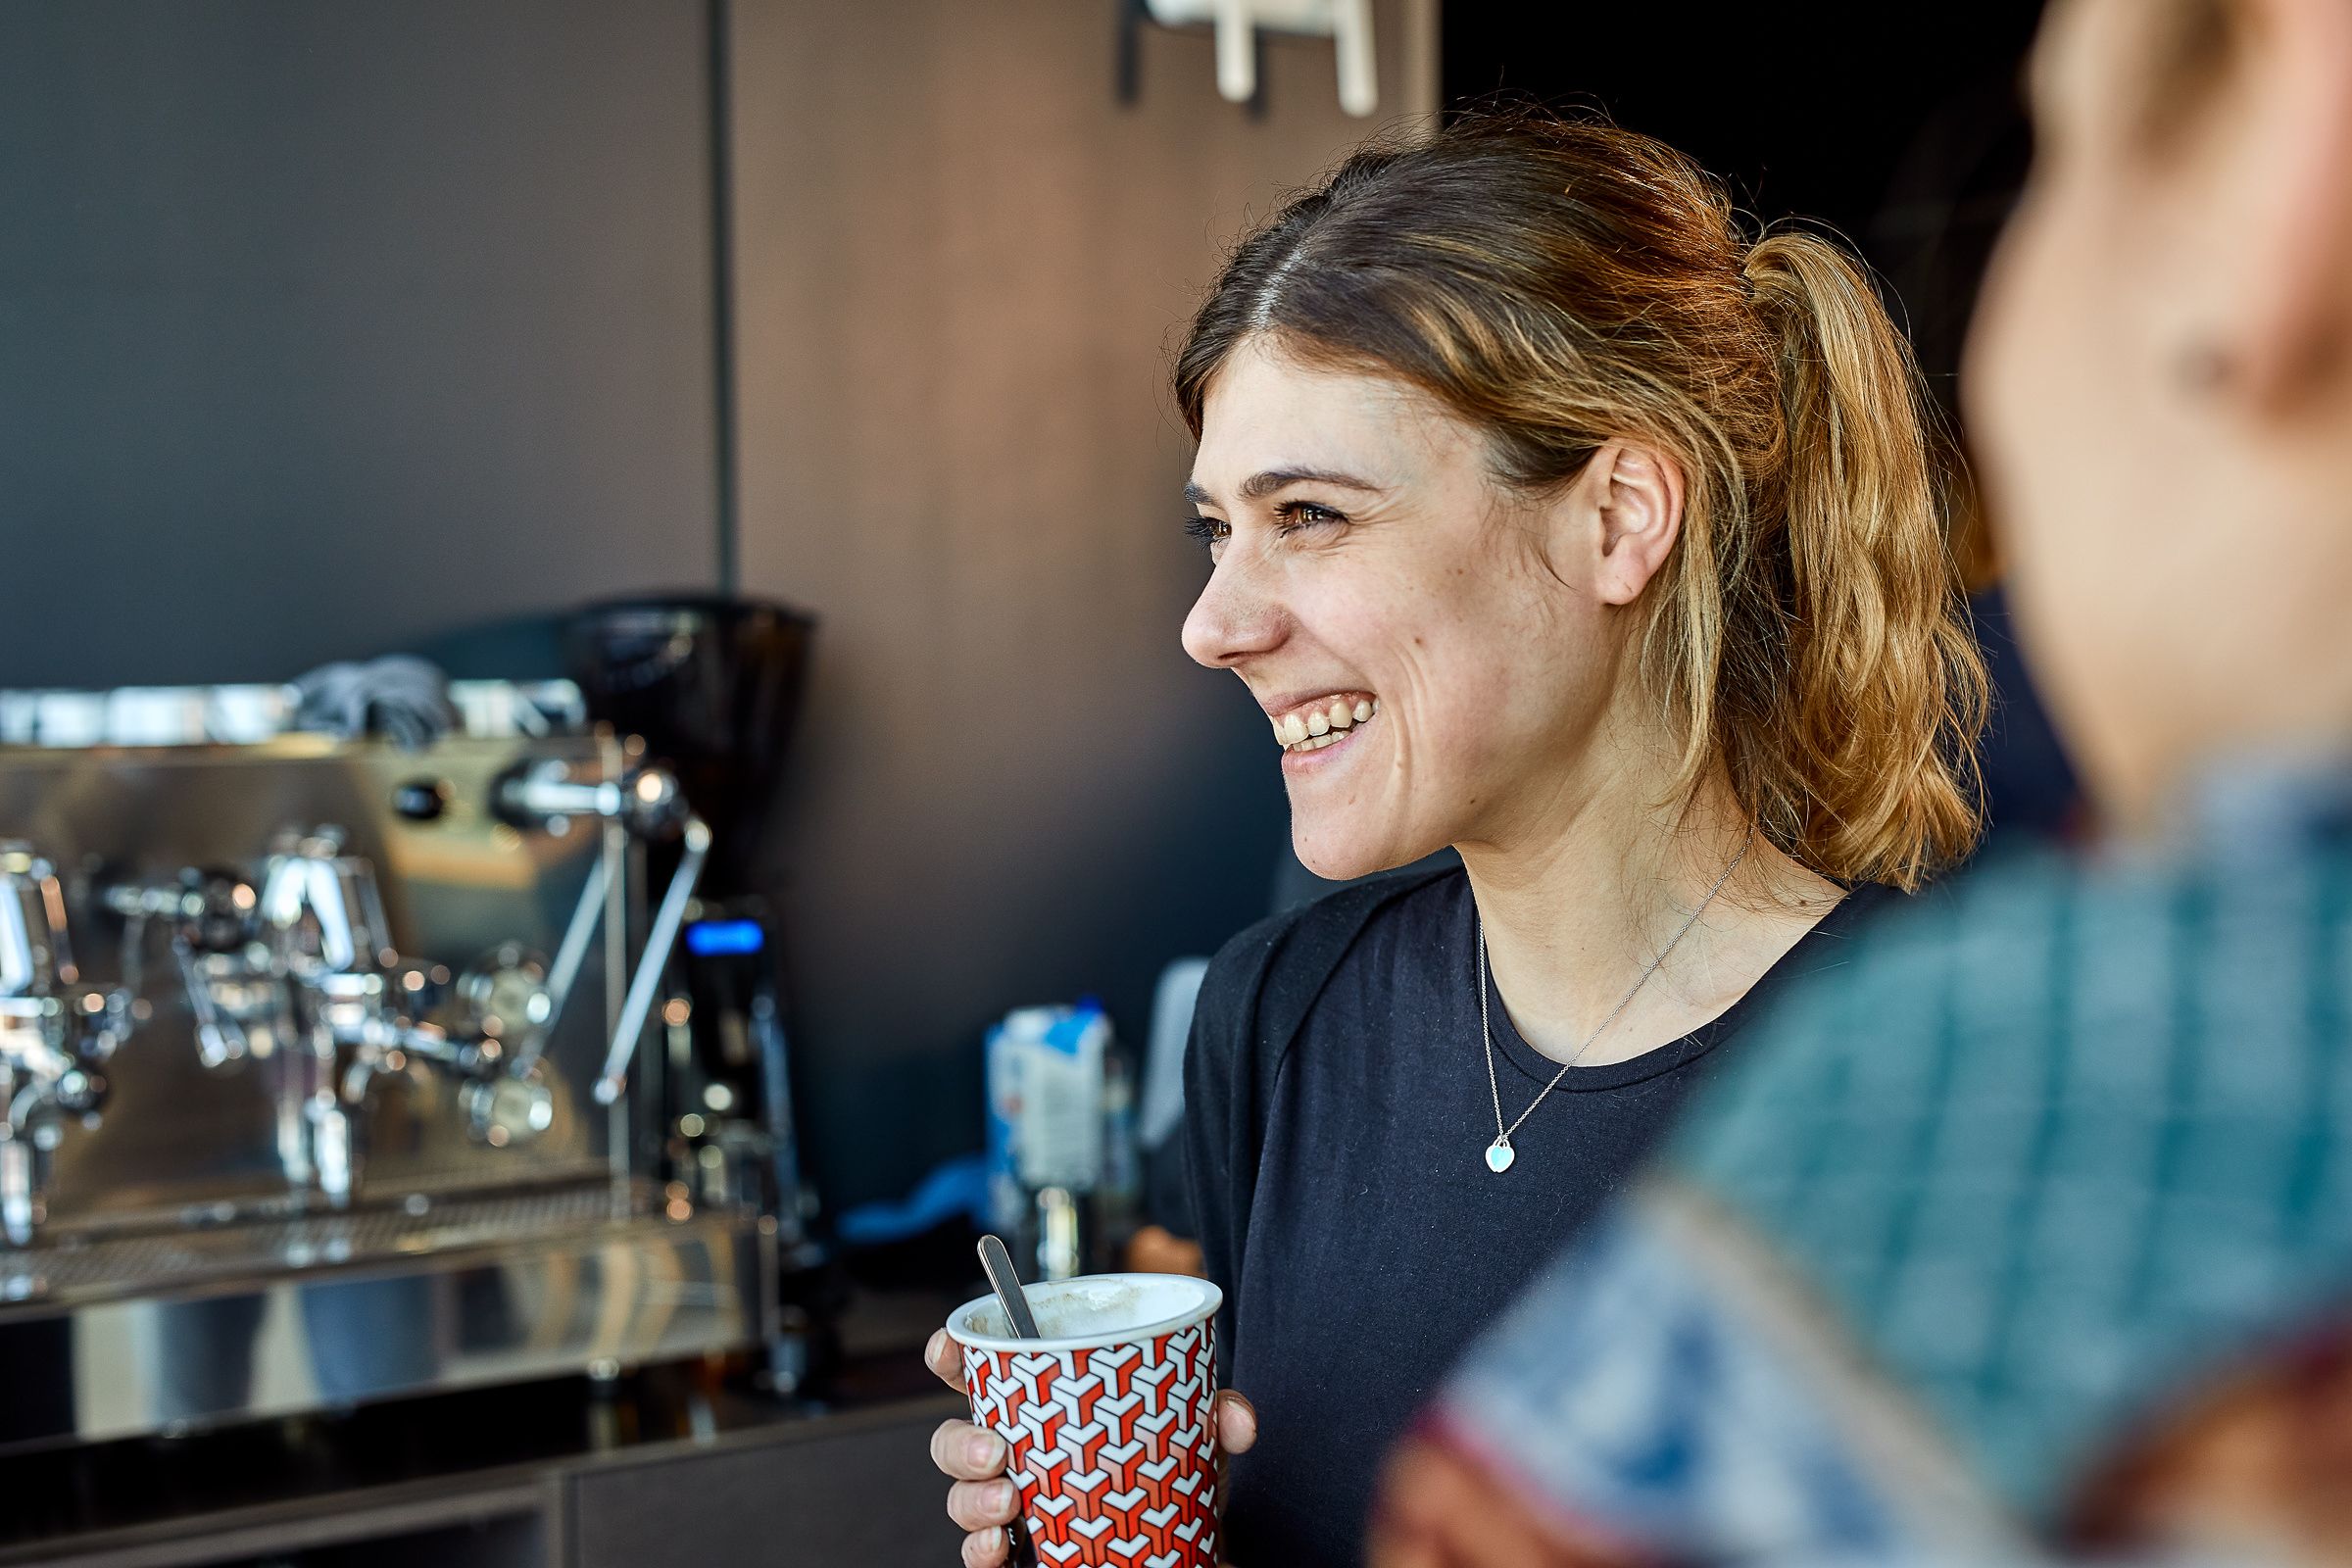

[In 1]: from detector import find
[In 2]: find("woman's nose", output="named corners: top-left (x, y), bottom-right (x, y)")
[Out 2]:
top-left (1181, 556), bottom-right (1286, 670)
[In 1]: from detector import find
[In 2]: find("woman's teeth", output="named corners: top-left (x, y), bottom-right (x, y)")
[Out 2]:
top-left (1269, 696), bottom-right (1379, 753)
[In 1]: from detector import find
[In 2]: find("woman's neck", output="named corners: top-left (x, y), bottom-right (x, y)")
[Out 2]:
top-left (1455, 748), bottom-right (1841, 1067)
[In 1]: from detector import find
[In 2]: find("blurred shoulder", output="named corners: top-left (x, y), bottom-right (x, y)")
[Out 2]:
top-left (1664, 842), bottom-right (2082, 1159)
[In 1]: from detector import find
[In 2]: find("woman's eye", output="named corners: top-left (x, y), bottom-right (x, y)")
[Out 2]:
top-left (1181, 505), bottom-right (1340, 560)
top-left (1275, 502), bottom-right (1346, 532)
top-left (1183, 514), bottom-right (1228, 550)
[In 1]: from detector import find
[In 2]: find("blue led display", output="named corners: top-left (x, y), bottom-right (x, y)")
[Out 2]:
top-left (685, 918), bottom-right (765, 956)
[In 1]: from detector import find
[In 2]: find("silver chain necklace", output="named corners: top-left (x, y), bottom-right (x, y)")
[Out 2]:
top-left (1476, 832), bottom-right (1753, 1174)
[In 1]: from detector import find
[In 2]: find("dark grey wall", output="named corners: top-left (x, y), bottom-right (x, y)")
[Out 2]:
top-left (0, 0), bottom-right (720, 687)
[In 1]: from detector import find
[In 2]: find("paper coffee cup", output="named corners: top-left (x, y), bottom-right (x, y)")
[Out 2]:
top-left (946, 1272), bottom-right (1224, 1568)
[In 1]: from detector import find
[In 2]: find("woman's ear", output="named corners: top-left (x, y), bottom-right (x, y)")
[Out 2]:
top-left (1589, 442), bottom-right (1686, 607)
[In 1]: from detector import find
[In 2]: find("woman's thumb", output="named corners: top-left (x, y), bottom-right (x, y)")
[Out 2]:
top-left (1215, 1389), bottom-right (1258, 1453)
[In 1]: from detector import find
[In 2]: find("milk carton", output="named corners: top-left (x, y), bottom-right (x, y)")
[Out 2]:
top-left (982, 1002), bottom-right (1111, 1245)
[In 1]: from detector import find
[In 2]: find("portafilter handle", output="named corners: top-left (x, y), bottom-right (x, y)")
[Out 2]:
top-left (105, 869), bottom-right (270, 1067)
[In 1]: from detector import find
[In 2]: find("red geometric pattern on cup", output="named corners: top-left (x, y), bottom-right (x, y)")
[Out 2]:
top-left (964, 1319), bottom-right (1220, 1568)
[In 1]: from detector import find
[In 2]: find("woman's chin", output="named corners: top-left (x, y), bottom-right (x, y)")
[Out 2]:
top-left (1291, 823), bottom-right (1436, 885)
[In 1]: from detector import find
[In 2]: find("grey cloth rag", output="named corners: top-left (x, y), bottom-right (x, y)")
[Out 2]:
top-left (290, 657), bottom-right (458, 751)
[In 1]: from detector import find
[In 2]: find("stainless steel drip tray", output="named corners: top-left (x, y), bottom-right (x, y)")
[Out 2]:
top-left (2, 1180), bottom-right (679, 1311)
top-left (0, 1180), bottom-right (778, 1456)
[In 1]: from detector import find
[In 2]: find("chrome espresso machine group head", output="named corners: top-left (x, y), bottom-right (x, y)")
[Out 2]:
top-left (105, 823), bottom-right (563, 1213)
top-left (0, 844), bottom-right (132, 1246)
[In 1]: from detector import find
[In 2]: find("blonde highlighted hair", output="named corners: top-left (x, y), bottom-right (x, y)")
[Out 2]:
top-left (1176, 112), bottom-right (1986, 889)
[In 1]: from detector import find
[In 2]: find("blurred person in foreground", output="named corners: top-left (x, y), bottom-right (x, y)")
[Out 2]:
top-left (1370, 0), bottom-right (2352, 1563)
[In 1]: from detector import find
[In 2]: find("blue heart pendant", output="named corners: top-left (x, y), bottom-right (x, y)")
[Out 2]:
top-left (1485, 1139), bottom-right (1515, 1174)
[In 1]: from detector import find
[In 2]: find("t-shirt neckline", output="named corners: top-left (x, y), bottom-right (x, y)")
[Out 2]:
top-left (1472, 878), bottom-right (1883, 1095)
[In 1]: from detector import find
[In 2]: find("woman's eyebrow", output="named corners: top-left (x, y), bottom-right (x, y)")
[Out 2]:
top-left (1183, 467), bottom-right (1390, 507)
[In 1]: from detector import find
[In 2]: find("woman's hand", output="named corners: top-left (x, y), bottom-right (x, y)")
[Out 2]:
top-left (925, 1328), bottom-right (1258, 1568)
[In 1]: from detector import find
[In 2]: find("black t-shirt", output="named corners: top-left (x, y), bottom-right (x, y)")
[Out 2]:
top-left (1180, 865), bottom-right (1892, 1568)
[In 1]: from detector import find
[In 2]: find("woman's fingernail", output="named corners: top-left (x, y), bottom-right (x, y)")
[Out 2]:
top-left (986, 1480), bottom-right (1016, 1515)
top-left (965, 1430), bottom-right (1003, 1466)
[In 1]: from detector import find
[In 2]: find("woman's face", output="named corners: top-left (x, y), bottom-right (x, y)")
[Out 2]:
top-left (1180, 338), bottom-right (1639, 880)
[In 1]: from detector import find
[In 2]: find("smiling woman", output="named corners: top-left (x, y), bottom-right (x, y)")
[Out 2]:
top-left (929, 110), bottom-right (1987, 1568)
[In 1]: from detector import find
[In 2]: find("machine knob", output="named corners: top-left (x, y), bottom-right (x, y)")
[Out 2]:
top-left (464, 1070), bottom-right (556, 1149)
top-left (54, 1068), bottom-right (104, 1116)
top-left (391, 779), bottom-right (452, 821)
top-left (459, 945), bottom-right (553, 1042)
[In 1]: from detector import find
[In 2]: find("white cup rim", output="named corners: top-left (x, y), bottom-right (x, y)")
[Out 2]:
top-left (945, 1271), bottom-right (1224, 1355)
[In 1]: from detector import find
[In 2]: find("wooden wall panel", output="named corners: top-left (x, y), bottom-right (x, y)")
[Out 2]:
top-left (730, 0), bottom-right (1435, 1203)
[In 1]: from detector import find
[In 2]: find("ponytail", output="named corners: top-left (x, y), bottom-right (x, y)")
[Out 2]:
top-left (1728, 231), bottom-right (1986, 887)
top-left (1178, 112), bottom-right (1986, 889)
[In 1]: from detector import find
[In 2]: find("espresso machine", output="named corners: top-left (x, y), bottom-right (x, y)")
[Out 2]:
top-left (0, 680), bottom-right (780, 1455)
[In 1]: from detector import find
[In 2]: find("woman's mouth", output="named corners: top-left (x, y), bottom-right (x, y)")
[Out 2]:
top-left (1267, 692), bottom-right (1379, 756)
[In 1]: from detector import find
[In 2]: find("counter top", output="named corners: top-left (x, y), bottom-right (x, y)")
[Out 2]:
top-left (0, 1287), bottom-right (972, 1565)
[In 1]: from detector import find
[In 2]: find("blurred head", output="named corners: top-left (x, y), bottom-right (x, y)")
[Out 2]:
top-left (1969, 0), bottom-right (2352, 825)
top-left (1177, 116), bottom-right (1984, 887)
